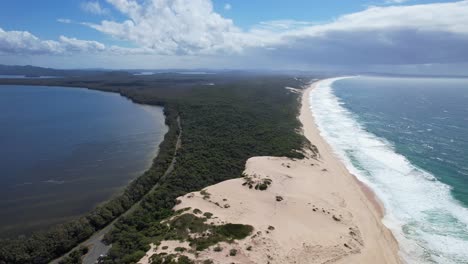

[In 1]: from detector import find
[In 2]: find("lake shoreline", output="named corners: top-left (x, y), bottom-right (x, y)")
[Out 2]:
top-left (0, 85), bottom-right (170, 238)
top-left (0, 83), bottom-right (180, 264)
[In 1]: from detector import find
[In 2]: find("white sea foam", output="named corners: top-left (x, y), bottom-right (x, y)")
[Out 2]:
top-left (309, 77), bottom-right (468, 264)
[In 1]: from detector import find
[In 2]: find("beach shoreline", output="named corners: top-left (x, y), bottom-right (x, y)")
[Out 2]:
top-left (138, 79), bottom-right (401, 264)
top-left (302, 81), bottom-right (387, 216)
top-left (300, 80), bottom-right (401, 262)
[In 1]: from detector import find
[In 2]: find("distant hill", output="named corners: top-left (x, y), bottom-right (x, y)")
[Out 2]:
top-left (0, 64), bottom-right (114, 77)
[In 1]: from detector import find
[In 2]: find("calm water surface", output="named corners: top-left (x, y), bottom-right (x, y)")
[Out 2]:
top-left (0, 85), bottom-right (167, 237)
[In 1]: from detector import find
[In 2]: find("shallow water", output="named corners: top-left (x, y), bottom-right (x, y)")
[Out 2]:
top-left (0, 85), bottom-right (167, 237)
top-left (310, 76), bottom-right (468, 263)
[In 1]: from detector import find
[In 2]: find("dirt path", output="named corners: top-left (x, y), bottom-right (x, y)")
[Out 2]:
top-left (51, 116), bottom-right (182, 264)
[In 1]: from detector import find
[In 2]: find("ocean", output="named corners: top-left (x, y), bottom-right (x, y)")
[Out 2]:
top-left (309, 76), bottom-right (468, 263)
top-left (0, 85), bottom-right (167, 237)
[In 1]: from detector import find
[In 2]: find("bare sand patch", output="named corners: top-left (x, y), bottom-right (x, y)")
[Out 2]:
top-left (139, 81), bottom-right (401, 264)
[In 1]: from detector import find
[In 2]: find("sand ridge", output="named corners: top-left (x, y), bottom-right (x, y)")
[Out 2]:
top-left (138, 81), bottom-right (401, 264)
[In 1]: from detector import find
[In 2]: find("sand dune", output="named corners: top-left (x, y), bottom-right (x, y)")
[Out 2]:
top-left (139, 81), bottom-right (401, 264)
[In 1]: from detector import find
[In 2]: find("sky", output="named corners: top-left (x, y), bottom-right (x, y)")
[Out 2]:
top-left (1, 0), bottom-right (467, 74)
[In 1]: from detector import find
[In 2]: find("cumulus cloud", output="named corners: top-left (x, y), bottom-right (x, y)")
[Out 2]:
top-left (0, 27), bottom-right (110, 55)
top-left (0, 28), bottom-right (61, 55)
top-left (84, 0), bottom-right (256, 54)
top-left (81, 1), bottom-right (110, 15)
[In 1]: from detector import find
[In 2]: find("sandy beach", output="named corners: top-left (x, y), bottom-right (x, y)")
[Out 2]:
top-left (139, 80), bottom-right (401, 264)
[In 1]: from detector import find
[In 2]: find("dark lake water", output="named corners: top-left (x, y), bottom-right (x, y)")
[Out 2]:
top-left (0, 85), bottom-right (167, 237)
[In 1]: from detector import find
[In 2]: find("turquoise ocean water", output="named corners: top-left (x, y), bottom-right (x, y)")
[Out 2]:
top-left (310, 76), bottom-right (468, 263)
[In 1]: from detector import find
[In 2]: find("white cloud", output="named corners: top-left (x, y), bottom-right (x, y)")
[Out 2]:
top-left (253, 20), bottom-right (317, 32)
top-left (81, 1), bottom-right (109, 15)
top-left (57, 18), bottom-right (72, 24)
top-left (0, 27), bottom-right (109, 55)
top-left (224, 3), bottom-right (231, 11)
top-left (84, 0), bottom-right (256, 55)
top-left (248, 1), bottom-right (468, 65)
top-left (385, 0), bottom-right (410, 4)
top-left (4, 0), bottom-right (468, 68)
top-left (291, 1), bottom-right (468, 35)
top-left (78, 0), bottom-right (468, 64)
top-left (58, 36), bottom-right (106, 52)
top-left (0, 28), bottom-right (61, 55)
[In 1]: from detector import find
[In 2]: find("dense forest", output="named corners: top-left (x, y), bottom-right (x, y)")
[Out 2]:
top-left (0, 64), bottom-right (110, 77)
top-left (0, 73), bottom-right (314, 263)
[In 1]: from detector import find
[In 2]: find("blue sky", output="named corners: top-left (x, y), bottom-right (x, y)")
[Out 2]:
top-left (0, 0), bottom-right (467, 73)
top-left (0, 0), bottom-right (455, 41)
top-left (0, 1), bottom-right (124, 44)
top-left (2, 0), bottom-right (360, 43)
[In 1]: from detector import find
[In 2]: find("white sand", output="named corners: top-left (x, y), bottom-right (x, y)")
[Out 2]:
top-left (139, 81), bottom-right (401, 264)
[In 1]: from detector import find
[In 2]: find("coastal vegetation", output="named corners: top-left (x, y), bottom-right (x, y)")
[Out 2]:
top-left (0, 105), bottom-right (179, 264)
top-left (0, 73), bottom-right (313, 263)
top-left (156, 212), bottom-right (253, 252)
top-left (242, 174), bottom-right (273, 190)
top-left (58, 246), bottom-right (89, 264)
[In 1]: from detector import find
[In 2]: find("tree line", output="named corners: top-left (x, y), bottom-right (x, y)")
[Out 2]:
top-left (0, 74), bottom-right (314, 263)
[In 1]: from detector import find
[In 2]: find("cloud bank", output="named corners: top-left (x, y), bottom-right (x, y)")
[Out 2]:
top-left (254, 1), bottom-right (468, 65)
top-left (84, 0), bottom-right (468, 65)
top-left (0, 27), bottom-right (149, 56)
top-left (1, 0), bottom-right (468, 68)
